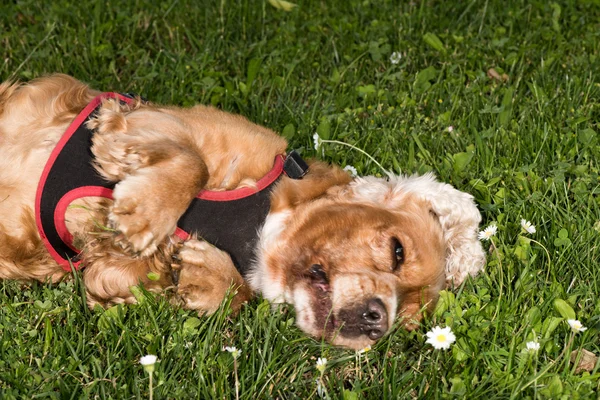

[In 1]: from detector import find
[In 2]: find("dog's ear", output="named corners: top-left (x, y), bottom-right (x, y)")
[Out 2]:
top-left (391, 173), bottom-right (485, 286)
top-left (349, 173), bottom-right (486, 286)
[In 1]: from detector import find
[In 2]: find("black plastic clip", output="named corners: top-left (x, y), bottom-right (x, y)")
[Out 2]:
top-left (283, 150), bottom-right (309, 179)
top-left (119, 92), bottom-right (148, 103)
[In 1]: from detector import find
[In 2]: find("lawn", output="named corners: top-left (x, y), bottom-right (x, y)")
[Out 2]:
top-left (1, 0), bottom-right (599, 398)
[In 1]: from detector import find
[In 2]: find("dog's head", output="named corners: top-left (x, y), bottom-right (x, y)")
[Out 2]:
top-left (249, 163), bottom-right (485, 349)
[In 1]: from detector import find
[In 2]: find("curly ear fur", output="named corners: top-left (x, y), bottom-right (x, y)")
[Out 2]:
top-left (348, 173), bottom-right (486, 286)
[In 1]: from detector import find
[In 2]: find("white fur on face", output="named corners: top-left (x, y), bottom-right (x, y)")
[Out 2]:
top-left (248, 210), bottom-right (292, 303)
top-left (257, 210), bottom-right (291, 250)
top-left (291, 285), bottom-right (319, 337)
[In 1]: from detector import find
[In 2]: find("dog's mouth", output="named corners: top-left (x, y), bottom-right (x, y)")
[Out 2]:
top-left (302, 265), bottom-right (391, 345)
top-left (305, 264), bottom-right (337, 333)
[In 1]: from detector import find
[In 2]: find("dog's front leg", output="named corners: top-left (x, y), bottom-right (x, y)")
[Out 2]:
top-left (107, 142), bottom-right (207, 257)
top-left (172, 238), bottom-right (252, 314)
top-left (89, 101), bottom-right (208, 257)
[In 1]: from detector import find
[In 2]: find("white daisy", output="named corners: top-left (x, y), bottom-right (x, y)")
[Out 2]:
top-left (313, 132), bottom-right (322, 150)
top-left (520, 219), bottom-right (536, 234)
top-left (357, 345), bottom-right (371, 354)
top-left (343, 165), bottom-right (358, 177)
top-left (316, 357), bottom-right (327, 373)
top-left (140, 354), bottom-right (157, 374)
top-left (224, 346), bottom-right (242, 359)
top-left (526, 341), bottom-right (540, 352)
top-left (478, 224), bottom-right (498, 241)
top-left (447, 126), bottom-right (454, 133)
top-left (425, 326), bottom-right (456, 350)
top-left (139, 355), bottom-right (157, 366)
top-left (567, 319), bottom-right (587, 333)
top-left (390, 52), bottom-right (402, 65)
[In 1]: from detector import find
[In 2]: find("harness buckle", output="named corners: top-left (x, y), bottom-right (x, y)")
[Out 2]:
top-left (283, 150), bottom-right (309, 179)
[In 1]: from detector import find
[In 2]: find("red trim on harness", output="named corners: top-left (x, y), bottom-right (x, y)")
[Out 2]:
top-left (54, 186), bottom-right (115, 253)
top-left (168, 156), bottom-right (285, 241)
top-left (35, 93), bottom-right (133, 270)
top-left (174, 227), bottom-right (189, 240)
top-left (195, 155), bottom-right (285, 201)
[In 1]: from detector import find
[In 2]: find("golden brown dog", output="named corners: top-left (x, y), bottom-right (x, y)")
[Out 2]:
top-left (0, 74), bottom-right (485, 349)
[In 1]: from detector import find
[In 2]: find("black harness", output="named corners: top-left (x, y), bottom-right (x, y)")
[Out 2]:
top-left (35, 93), bottom-right (307, 277)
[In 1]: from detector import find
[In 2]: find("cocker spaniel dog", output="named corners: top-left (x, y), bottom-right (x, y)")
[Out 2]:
top-left (0, 74), bottom-right (485, 349)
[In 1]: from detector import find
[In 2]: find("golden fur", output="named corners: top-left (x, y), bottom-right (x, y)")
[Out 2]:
top-left (0, 74), bottom-right (485, 349)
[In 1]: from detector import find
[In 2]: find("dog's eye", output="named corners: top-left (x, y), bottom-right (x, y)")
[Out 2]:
top-left (392, 237), bottom-right (404, 271)
top-left (309, 264), bottom-right (328, 283)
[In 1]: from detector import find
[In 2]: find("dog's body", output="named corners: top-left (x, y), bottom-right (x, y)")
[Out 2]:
top-left (0, 75), bottom-right (485, 349)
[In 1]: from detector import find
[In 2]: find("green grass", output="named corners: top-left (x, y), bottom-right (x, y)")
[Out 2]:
top-left (1, 0), bottom-right (599, 398)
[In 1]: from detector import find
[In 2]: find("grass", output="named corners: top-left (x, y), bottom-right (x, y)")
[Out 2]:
top-left (1, 0), bottom-right (599, 398)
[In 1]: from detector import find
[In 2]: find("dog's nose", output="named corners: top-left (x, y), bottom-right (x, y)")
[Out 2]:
top-left (337, 298), bottom-right (389, 340)
top-left (363, 298), bottom-right (385, 323)
top-left (361, 298), bottom-right (388, 340)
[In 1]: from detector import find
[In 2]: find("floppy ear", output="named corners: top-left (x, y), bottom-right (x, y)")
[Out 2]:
top-left (349, 173), bottom-right (485, 286)
top-left (391, 173), bottom-right (485, 285)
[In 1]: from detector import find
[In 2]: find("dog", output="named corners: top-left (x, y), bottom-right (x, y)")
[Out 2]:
top-left (0, 74), bottom-right (485, 349)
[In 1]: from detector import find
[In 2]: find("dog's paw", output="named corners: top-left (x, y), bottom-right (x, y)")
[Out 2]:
top-left (172, 239), bottom-right (250, 314)
top-left (95, 143), bottom-right (150, 182)
top-left (109, 178), bottom-right (180, 257)
top-left (89, 98), bottom-right (152, 181)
